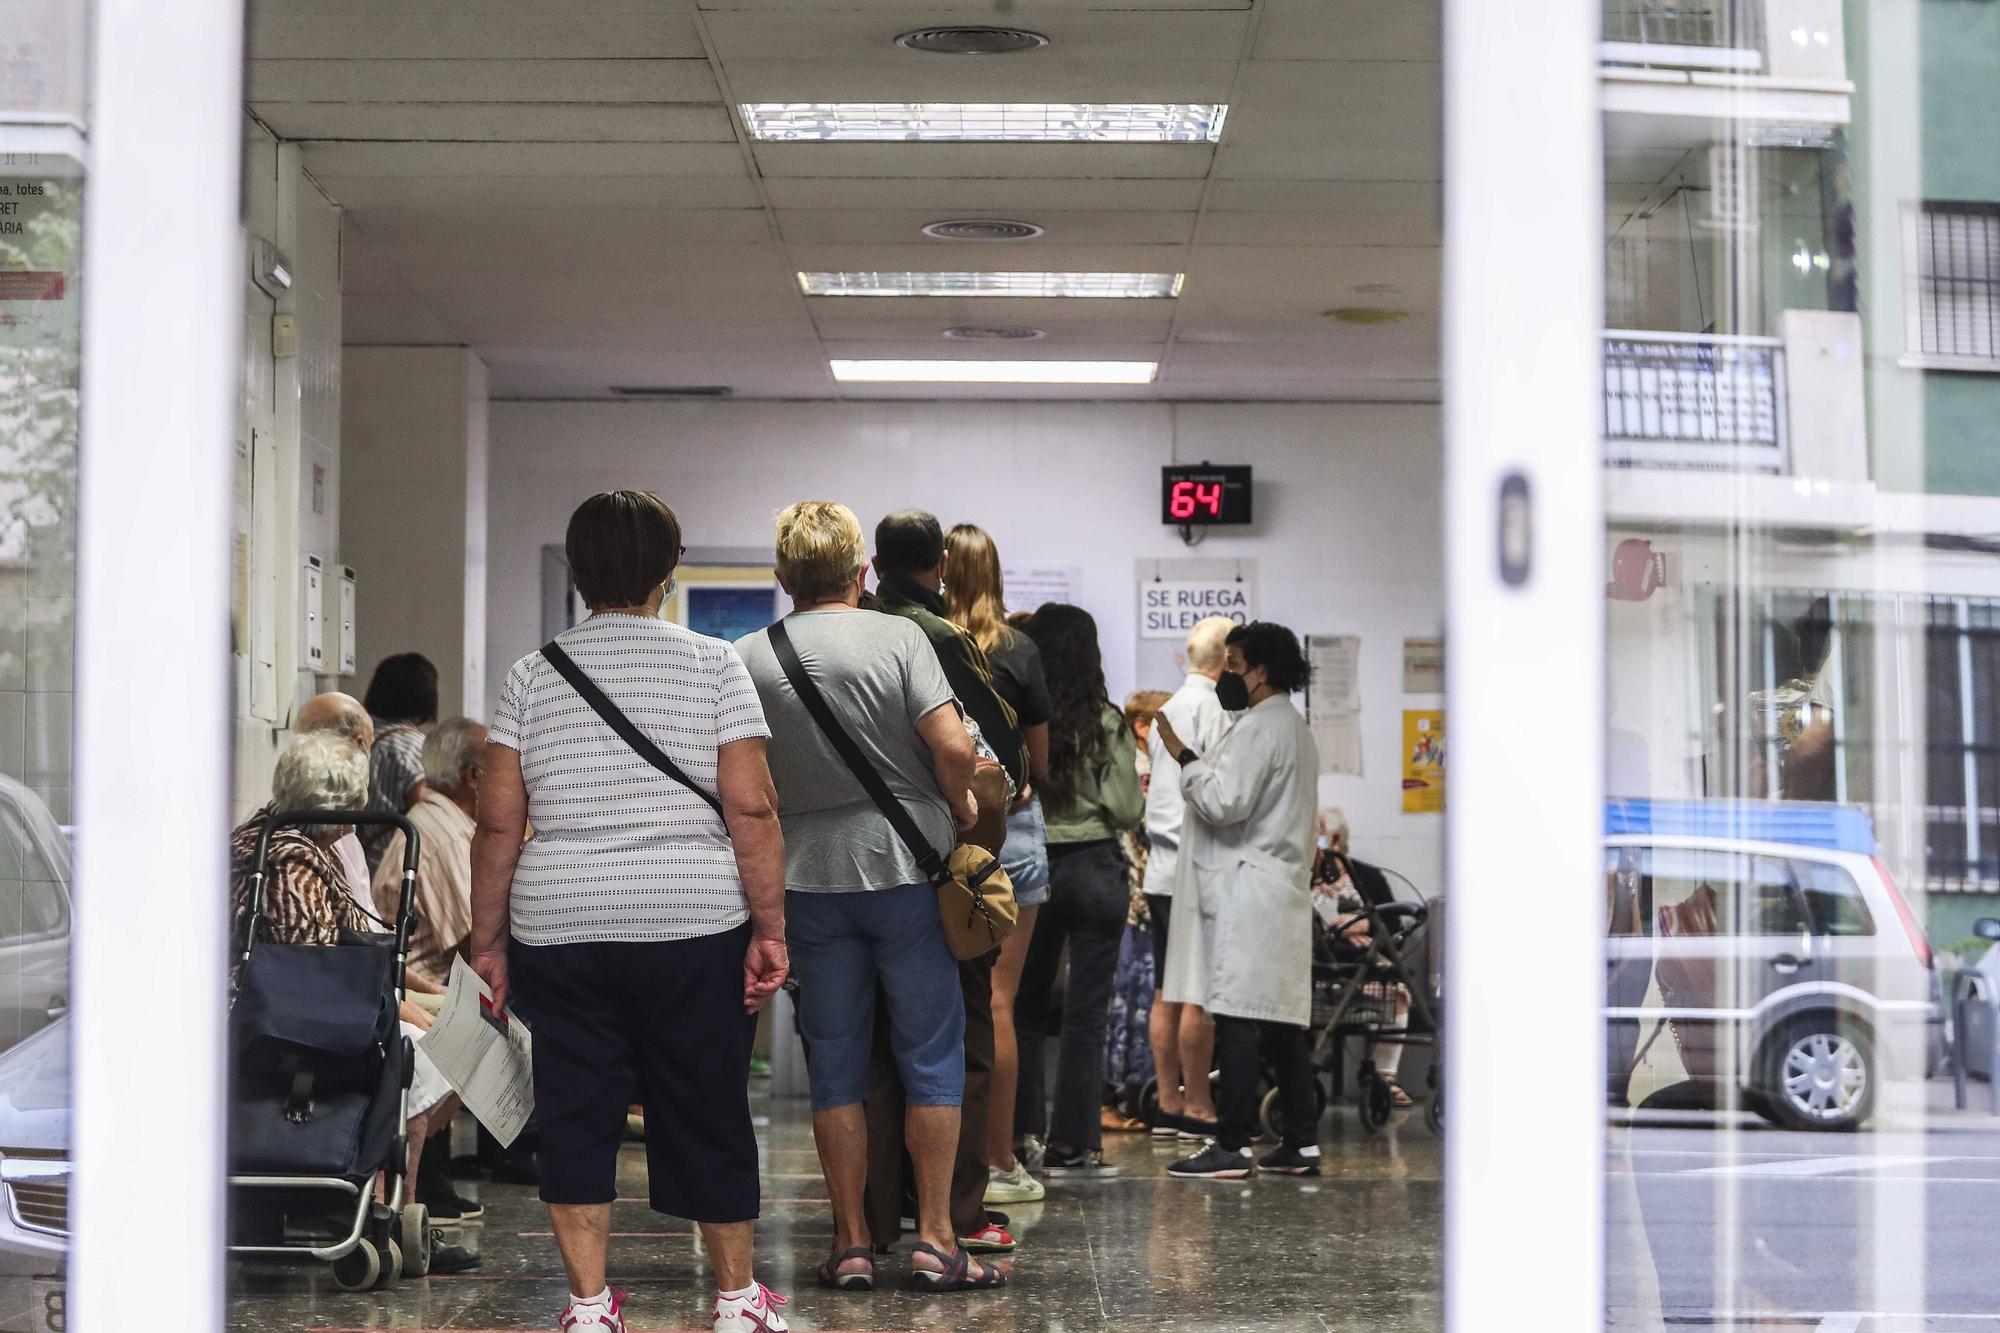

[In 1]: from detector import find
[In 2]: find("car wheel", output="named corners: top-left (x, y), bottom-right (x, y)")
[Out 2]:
top-left (1761, 1016), bottom-right (1876, 1132)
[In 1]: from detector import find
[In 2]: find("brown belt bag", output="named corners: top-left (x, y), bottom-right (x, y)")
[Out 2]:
top-left (767, 619), bottom-right (1017, 961)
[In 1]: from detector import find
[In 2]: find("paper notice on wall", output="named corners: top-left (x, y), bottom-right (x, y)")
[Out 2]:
top-left (1305, 635), bottom-right (1362, 775)
top-left (1403, 637), bottom-right (1445, 694)
top-left (418, 956), bottom-right (536, 1148)
top-left (1005, 564), bottom-right (1083, 614)
top-left (1140, 579), bottom-right (1256, 639)
top-left (1313, 712), bottom-right (1365, 777)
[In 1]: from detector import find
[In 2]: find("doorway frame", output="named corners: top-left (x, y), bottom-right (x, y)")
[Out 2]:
top-left (1441, 0), bottom-right (1607, 1329)
top-left (70, 0), bottom-right (246, 1327)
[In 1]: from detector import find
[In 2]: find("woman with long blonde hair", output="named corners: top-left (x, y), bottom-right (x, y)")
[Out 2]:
top-left (942, 524), bottom-right (1053, 1200)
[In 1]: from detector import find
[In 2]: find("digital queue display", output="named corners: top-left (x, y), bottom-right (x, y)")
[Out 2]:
top-left (1161, 464), bottom-right (1253, 526)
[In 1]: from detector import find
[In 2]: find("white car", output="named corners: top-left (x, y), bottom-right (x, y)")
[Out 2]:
top-left (1606, 828), bottom-right (1941, 1132)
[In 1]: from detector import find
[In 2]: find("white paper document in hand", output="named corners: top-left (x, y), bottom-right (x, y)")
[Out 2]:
top-left (418, 955), bottom-right (535, 1148)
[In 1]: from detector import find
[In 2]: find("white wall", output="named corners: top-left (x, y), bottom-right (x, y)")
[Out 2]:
top-left (487, 399), bottom-right (1446, 895)
top-left (229, 120), bottom-right (344, 821)
top-left (341, 345), bottom-right (489, 721)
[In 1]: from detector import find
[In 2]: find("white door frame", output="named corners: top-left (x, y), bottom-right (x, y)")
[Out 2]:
top-left (1442, 1), bottom-right (1606, 1329)
top-left (71, 0), bottom-right (246, 1327)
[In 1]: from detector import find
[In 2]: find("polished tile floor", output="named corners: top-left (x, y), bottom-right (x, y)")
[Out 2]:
top-left (224, 1090), bottom-right (1443, 1333)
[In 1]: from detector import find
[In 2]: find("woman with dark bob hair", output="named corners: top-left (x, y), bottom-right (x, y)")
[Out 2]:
top-left (357, 651), bottom-right (440, 873)
top-left (469, 490), bottom-right (794, 1333)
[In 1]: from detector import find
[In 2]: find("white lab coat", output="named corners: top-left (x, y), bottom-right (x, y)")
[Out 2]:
top-left (1160, 692), bottom-right (1321, 1026)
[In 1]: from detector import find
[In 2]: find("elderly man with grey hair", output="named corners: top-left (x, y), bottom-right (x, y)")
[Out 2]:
top-left (372, 716), bottom-right (487, 990)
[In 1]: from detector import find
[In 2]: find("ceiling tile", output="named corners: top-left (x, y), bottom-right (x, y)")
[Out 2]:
top-left (246, 58), bottom-right (719, 103)
top-left (1251, 0), bottom-right (1440, 61)
top-left (703, 9), bottom-right (1248, 59)
top-left (298, 141), bottom-right (749, 177)
top-left (248, 0), bottom-right (706, 59)
top-left (1198, 210), bottom-right (1439, 246)
top-left (319, 175), bottom-right (767, 210)
top-left (258, 103), bottom-right (737, 143)
top-left (777, 208), bottom-right (1196, 245)
top-left (762, 176), bottom-right (1207, 211)
top-left (719, 58), bottom-right (1237, 102)
top-left (750, 142), bottom-right (1215, 179)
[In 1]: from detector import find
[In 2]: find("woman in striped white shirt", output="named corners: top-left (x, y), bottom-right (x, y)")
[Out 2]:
top-left (469, 491), bottom-right (792, 1333)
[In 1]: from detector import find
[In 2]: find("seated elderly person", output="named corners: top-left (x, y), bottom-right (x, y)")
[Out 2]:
top-left (372, 717), bottom-right (485, 990)
top-left (228, 731), bottom-right (479, 1274)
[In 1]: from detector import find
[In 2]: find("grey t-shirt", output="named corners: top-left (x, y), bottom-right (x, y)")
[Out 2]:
top-left (736, 610), bottom-right (956, 892)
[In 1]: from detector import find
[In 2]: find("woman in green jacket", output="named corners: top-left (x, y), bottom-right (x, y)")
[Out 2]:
top-left (1011, 603), bottom-right (1146, 1177)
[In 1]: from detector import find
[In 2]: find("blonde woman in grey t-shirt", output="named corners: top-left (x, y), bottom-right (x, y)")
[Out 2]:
top-left (735, 501), bottom-right (1003, 1295)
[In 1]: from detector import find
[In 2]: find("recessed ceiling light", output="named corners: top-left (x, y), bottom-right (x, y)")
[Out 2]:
top-left (921, 218), bottom-right (1046, 241)
top-left (1323, 306), bottom-right (1410, 325)
top-left (895, 26), bottom-right (1049, 55)
top-left (740, 103), bottom-right (1227, 143)
top-left (800, 271), bottom-right (1183, 298)
top-left (942, 325), bottom-right (1047, 341)
top-left (831, 359), bottom-right (1157, 385)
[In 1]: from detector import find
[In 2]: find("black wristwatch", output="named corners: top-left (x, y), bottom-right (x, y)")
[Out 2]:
top-left (1176, 747), bottom-right (1197, 766)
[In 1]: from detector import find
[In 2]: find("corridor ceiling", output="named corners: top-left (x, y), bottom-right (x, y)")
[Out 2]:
top-left (245, 1), bottom-right (1442, 400)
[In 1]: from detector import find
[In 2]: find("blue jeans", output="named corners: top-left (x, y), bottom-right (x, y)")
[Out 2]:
top-left (788, 881), bottom-right (966, 1111)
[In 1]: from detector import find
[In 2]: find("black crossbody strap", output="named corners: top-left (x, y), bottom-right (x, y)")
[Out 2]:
top-left (540, 639), bottom-right (726, 820)
top-left (766, 620), bottom-right (950, 887)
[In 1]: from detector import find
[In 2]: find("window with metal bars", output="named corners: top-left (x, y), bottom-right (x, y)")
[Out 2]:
top-left (1905, 202), bottom-right (2000, 365)
top-left (1707, 588), bottom-right (2000, 892)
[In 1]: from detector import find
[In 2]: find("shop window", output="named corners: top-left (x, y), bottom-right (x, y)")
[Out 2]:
top-left (1904, 202), bottom-right (2000, 366)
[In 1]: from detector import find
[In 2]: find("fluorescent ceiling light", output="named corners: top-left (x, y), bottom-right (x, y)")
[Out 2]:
top-left (831, 359), bottom-right (1158, 385)
top-left (741, 102), bottom-right (1226, 143)
top-left (800, 271), bottom-right (1183, 299)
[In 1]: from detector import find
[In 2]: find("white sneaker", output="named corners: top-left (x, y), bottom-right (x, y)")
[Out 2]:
top-left (713, 1283), bottom-right (789, 1333)
top-left (560, 1288), bottom-right (626, 1332)
top-left (984, 1162), bottom-right (1047, 1204)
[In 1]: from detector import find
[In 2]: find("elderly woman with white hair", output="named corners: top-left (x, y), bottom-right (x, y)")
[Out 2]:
top-left (227, 731), bottom-right (479, 1274)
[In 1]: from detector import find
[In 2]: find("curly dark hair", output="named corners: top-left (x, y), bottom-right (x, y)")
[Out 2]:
top-left (1226, 621), bottom-right (1312, 694)
top-left (1025, 602), bottom-right (1124, 817)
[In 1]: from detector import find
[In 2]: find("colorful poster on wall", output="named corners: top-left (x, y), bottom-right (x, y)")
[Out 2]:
top-left (1402, 709), bottom-right (1446, 813)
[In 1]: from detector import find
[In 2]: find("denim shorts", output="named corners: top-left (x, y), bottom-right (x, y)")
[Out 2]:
top-left (1001, 797), bottom-right (1051, 909)
top-left (788, 881), bottom-right (966, 1111)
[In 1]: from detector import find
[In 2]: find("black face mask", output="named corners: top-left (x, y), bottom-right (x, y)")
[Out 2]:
top-left (1215, 670), bottom-right (1252, 711)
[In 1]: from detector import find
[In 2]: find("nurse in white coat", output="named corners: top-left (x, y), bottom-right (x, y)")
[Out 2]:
top-left (1153, 621), bottom-right (1322, 1180)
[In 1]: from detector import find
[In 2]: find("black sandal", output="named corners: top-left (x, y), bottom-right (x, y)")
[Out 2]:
top-left (817, 1245), bottom-right (875, 1291)
top-left (907, 1240), bottom-right (1005, 1291)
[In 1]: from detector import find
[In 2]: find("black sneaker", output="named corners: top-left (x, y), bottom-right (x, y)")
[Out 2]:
top-left (1042, 1145), bottom-right (1120, 1177)
top-left (427, 1232), bottom-right (481, 1274)
top-left (1256, 1144), bottom-right (1323, 1177)
top-left (419, 1180), bottom-right (484, 1220)
top-left (1167, 1143), bottom-right (1255, 1179)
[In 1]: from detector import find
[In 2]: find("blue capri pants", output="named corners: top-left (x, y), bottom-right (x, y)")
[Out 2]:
top-left (787, 880), bottom-right (966, 1111)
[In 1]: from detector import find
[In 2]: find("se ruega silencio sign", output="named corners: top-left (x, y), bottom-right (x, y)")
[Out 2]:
top-left (1140, 580), bottom-right (1256, 639)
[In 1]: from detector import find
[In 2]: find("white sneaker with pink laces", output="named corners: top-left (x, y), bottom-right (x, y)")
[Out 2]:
top-left (713, 1282), bottom-right (789, 1333)
top-left (559, 1286), bottom-right (626, 1332)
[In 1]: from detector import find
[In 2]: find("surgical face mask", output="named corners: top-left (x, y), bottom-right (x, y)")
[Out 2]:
top-left (656, 575), bottom-right (677, 620)
top-left (1215, 670), bottom-right (1251, 711)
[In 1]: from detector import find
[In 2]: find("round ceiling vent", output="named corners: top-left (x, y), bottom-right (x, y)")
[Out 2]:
top-left (942, 325), bottom-right (1047, 341)
top-left (895, 25), bottom-right (1050, 55)
top-left (921, 218), bottom-right (1046, 241)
